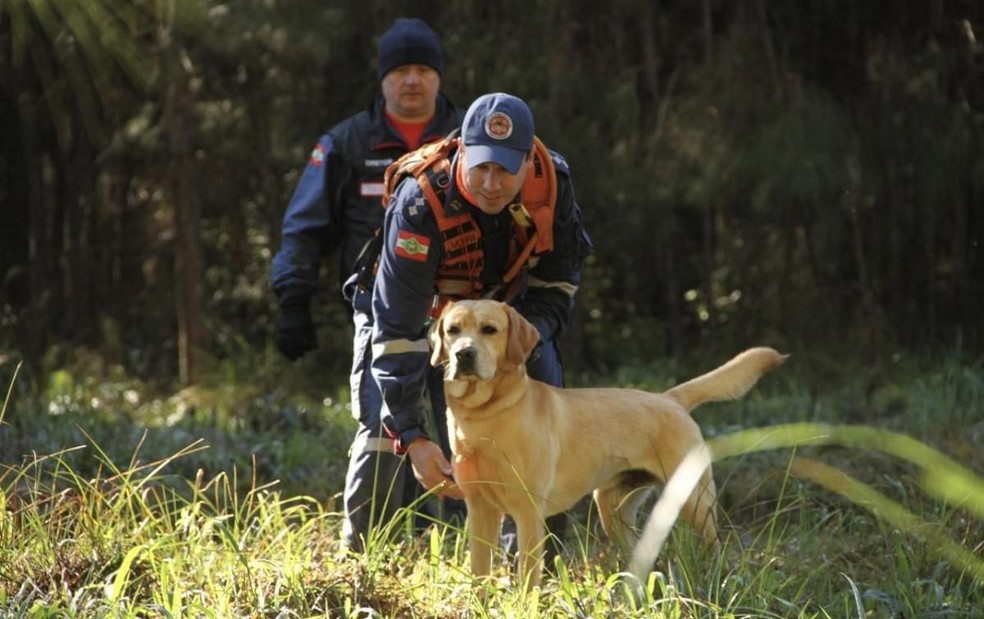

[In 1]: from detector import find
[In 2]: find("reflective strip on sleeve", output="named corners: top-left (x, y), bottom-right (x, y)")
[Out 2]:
top-left (372, 338), bottom-right (431, 359)
top-left (352, 434), bottom-right (395, 454)
top-left (527, 275), bottom-right (578, 298)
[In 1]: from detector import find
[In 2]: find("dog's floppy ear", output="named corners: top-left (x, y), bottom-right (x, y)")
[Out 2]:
top-left (428, 309), bottom-right (447, 367)
top-left (505, 305), bottom-right (540, 366)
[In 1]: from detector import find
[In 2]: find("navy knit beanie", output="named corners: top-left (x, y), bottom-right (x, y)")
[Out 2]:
top-left (377, 18), bottom-right (444, 80)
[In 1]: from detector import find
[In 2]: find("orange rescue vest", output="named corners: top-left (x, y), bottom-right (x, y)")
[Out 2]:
top-left (381, 135), bottom-right (557, 306)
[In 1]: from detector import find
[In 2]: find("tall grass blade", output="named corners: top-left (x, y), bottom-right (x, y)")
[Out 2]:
top-left (0, 360), bottom-right (21, 426)
top-left (710, 423), bottom-right (984, 516)
top-left (841, 572), bottom-right (865, 619)
top-left (107, 543), bottom-right (144, 605)
top-left (791, 457), bottom-right (984, 582)
top-left (629, 443), bottom-right (712, 584)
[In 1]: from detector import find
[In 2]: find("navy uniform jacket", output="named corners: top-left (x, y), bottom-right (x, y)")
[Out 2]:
top-left (371, 150), bottom-right (594, 448)
top-left (271, 94), bottom-right (464, 299)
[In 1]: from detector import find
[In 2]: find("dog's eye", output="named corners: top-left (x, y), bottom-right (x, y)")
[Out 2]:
top-left (480, 325), bottom-right (498, 335)
top-left (446, 325), bottom-right (461, 335)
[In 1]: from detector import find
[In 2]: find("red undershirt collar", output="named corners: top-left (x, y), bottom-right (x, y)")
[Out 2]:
top-left (385, 110), bottom-right (431, 150)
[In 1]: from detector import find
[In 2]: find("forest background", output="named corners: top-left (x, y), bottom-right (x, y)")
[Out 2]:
top-left (2, 0), bottom-right (983, 393)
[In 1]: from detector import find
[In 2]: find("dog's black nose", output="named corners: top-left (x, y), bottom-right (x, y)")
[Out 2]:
top-left (455, 347), bottom-right (477, 372)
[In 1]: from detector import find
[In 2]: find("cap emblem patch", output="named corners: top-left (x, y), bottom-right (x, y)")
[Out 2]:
top-left (485, 112), bottom-right (513, 140)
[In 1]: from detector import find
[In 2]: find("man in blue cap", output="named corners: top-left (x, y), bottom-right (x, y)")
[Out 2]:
top-left (270, 17), bottom-right (464, 551)
top-left (360, 92), bottom-right (594, 558)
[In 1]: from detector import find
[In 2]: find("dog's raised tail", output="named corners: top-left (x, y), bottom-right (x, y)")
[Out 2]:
top-left (665, 347), bottom-right (787, 412)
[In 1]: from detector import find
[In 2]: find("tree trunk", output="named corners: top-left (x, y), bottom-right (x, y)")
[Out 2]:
top-left (20, 89), bottom-right (54, 359)
top-left (162, 55), bottom-right (206, 386)
top-left (0, 94), bottom-right (30, 312)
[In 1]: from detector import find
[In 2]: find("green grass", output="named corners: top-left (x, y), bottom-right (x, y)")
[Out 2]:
top-left (1, 353), bottom-right (983, 617)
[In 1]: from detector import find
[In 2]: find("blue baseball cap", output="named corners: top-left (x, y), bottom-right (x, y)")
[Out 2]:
top-left (461, 93), bottom-right (534, 175)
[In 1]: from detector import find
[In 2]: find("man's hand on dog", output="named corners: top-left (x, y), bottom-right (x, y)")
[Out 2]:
top-left (406, 439), bottom-right (464, 500)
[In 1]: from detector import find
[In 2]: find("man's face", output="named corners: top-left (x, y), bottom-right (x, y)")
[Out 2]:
top-left (461, 147), bottom-right (530, 214)
top-left (381, 64), bottom-right (440, 122)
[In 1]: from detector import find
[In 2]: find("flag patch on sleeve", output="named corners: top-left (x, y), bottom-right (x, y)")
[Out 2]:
top-left (309, 143), bottom-right (326, 167)
top-left (395, 231), bottom-right (430, 262)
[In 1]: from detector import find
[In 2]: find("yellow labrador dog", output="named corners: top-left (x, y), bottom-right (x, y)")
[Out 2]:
top-left (428, 299), bottom-right (786, 589)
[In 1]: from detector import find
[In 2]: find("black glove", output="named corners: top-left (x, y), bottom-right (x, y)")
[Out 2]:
top-left (275, 293), bottom-right (316, 361)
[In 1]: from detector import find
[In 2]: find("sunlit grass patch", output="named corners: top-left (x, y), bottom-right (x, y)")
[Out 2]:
top-left (3, 357), bottom-right (984, 616)
top-left (0, 436), bottom-right (339, 617)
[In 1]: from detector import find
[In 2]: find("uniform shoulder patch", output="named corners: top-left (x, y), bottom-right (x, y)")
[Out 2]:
top-left (391, 181), bottom-right (433, 224)
top-left (549, 150), bottom-right (570, 175)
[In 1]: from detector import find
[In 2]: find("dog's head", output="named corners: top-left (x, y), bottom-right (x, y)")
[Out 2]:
top-left (428, 300), bottom-right (540, 382)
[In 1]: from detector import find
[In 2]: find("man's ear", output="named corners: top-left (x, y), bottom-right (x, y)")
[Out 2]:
top-left (428, 312), bottom-right (446, 367)
top-left (505, 304), bottom-right (540, 366)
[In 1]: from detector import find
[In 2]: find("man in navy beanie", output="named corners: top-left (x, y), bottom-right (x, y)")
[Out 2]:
top-left (271, 17), bottom-right (464, 552)
top-left (376, 17), bottom-right (444, 80)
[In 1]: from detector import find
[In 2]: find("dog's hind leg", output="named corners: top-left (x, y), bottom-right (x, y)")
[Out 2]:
top-left (594, 481), bottom-right (653, 557)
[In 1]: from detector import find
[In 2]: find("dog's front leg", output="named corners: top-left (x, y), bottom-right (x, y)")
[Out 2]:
top-left (513, 509), bottom-right (547, 591)
top-left (467, 501), bottom-right (502, 579)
